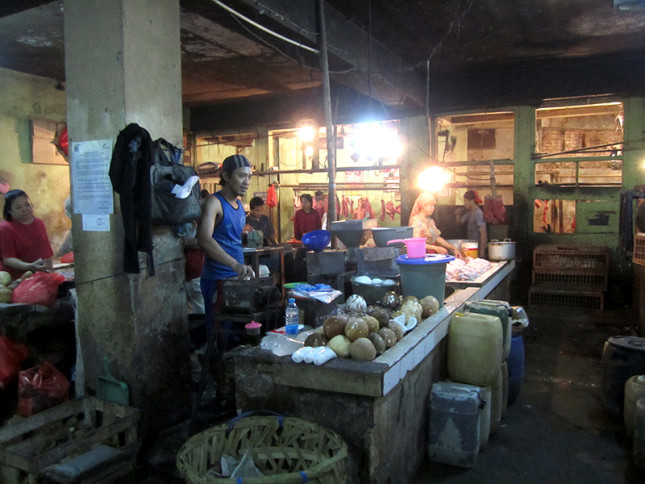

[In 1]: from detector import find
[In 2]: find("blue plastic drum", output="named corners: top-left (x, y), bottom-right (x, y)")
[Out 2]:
top-left (601, 335), bottom-right (645, 420)
top-left (507, 331), bottom-right (525, 406)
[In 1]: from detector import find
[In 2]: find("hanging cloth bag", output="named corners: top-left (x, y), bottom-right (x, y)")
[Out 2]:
top-left (150, 138), bottom-right (202, 225)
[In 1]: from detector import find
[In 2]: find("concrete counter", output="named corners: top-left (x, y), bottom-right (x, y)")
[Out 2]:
top-left (232, 260), bottom-right (515, 483)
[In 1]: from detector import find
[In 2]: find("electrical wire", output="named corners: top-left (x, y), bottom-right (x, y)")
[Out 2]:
top-left (220, 0), bottom-right (356, 74)
top-left (425, 0), bottom-right (477, 125)
top-left (211, 0), bottom-right (319, 54)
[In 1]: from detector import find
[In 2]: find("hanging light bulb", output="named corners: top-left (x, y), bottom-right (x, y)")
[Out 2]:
top-left (350, 122), bottom-right (403, 162)
top-left (418, 166), bottom-right (451, 192)
top-left (297, 125), bottom-right (315, 142)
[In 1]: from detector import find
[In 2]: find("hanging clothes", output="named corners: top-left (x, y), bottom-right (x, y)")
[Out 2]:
top-left (109, 123), bottom-right (155, 275)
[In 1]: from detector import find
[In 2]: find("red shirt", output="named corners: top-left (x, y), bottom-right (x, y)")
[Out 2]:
top-left (293, 209), bottom-right (322, 240)
top-left (0, 218), bottom-right (53, 280)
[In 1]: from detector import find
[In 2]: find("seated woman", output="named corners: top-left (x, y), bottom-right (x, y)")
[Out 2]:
top-left (0, 189), bottom-right (53, 280)
top-left (409, 192), bottom-right (460, 256)
top-left (293, 193), bottom-right (322, 240)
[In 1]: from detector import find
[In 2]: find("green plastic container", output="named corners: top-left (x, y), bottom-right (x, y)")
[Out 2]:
top-left (448, 312), bottom-right (503, 387)
top-left (463, 300), bottom-right (512, 360)
top-left (395, 254), bottom-right (454, 306)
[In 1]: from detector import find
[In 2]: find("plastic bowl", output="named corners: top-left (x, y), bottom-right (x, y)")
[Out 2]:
top-left (302, 229), bottom-right (331, 252)
top-left (372, 227), bottom-right (413, 247)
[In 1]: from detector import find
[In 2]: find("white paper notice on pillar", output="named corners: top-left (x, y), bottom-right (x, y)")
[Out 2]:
top-left (70, 140), bottom-right (113, 232)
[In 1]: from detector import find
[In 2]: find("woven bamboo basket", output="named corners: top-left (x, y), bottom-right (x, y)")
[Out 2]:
top-left (176, 415), bottom-right (348, 483)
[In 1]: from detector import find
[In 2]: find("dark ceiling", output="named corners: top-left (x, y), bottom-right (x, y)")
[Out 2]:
top-left (2, 0), bottom-right (645, 128)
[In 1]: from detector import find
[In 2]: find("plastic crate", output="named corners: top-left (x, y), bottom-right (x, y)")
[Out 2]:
top-left (0, 397), bottom-right (140, 484)
top-left (634, 234), bottom-right (645, 266)
top-left (533, 245), bottom-right (609, 272)
top-left (528, 287), bottom-right (604, 311)
top-left (531, 270), bottom-right (608, 291)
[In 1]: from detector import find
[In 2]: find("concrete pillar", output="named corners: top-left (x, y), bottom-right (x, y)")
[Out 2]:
top-left (64, 0), bottom-right (189, 438)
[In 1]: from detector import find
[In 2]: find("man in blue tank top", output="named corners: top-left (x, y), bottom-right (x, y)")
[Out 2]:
top-left (197, 154), bottom-right (256, 404)
top-left (198, 154), bottom-right (255, 336)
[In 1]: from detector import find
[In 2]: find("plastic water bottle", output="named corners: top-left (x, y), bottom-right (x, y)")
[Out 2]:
top-left (285, 298), bottom-right (299, 334)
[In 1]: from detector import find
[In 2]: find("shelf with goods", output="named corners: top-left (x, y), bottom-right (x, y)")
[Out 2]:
top-left (529, 244), bottom-right (610, 312)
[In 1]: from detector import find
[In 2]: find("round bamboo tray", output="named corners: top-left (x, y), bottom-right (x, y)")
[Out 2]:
top-left (176, 415), bottom-right (348, 483)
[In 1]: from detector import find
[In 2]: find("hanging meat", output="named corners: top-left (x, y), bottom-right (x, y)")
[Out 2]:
top-left (349, 198), bottom-right (355, 219)
top-left (364, 198), bottom-right (374, 219)
top-left (341, 195), bottom-right (349, 218)
top-left (385, 201), bottom-right (397, 220)
top-left (380, 199), bottom-right (386, 221)
top-left (483, 194), bottom-right (506, 224)
top-left (353, 197), bottom-right (373, 220)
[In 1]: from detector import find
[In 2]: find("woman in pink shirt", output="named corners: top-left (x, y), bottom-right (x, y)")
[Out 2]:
top-left (0, 189), bottom-right (53, 280)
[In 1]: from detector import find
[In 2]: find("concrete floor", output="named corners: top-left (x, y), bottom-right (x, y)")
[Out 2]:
top-left (141, 306), bottom-right (644, 483)
top-left (412, 307), bottom-right (641, 484)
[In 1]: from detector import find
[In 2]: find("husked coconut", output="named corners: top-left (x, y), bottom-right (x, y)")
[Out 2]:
top-left (367, 333), bottom-right (386, 355)
top-left (361, 315), bottom-right (380, 333)
top-left (381, 291), bottom-right (400, 309)
top-left (378, 328), bottom-right (397, 348)
top-left (0, 286), bottom-right (12, 304)
top-left (368, 307), bottom-right (390, 328)
top-left (350, 338), bottom-right (377, 361)
top-left (420, 295), bottom-right (440, 318)
top-left (305, 333), bottom-right (327, 347)
top-left (388, 321), bottom-right (405, 341)
top-left (328, 335), bottom-right (352, 358)
top-left (345, 294), bottom-right (367, 315)
top-left (323, 315), bottom-right (348, 339)
top-left (345, 317), bottom-right (369, 341)
top-left (0, 271), bottom-right (11, 286)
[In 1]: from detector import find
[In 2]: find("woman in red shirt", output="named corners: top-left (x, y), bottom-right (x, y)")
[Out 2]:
top-left (293, 193), bottom-right (322, 240)
top-left (0, 189), bottom-right (53, 280)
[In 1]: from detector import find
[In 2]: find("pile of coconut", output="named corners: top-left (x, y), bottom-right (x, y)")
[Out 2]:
top-left (305, 291), bottom-right (440, 361)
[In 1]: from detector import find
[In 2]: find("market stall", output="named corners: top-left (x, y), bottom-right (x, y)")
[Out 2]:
top-left (231, 260), bottom-right (515, 483)
top-left (0, 263), bottom-right (76, 422)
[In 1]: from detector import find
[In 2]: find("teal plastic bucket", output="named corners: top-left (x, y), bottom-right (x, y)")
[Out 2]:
top-left (396, 254), bottom-right (454, 306)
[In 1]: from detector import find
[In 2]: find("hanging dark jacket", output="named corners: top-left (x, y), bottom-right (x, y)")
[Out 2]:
top-left (109, 123), bottom-right (155, 274)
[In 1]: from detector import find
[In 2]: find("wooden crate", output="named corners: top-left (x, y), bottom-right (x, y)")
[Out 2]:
top-left (0, 397), bottom-right (140, 484)
top-left (531, 269), bottom-right (608, 291)
top-left (528, 287), bottom-right (604, 312)
top-left (533, 245), bottom-right (609, 272)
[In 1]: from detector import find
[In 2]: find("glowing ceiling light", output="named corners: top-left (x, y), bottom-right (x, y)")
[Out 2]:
top-left (350, 122), bottom-right (402, 162)
top-left (298, 126), bottom-right (315, 142)
top-left (418, 166), bottom-right (451, 192)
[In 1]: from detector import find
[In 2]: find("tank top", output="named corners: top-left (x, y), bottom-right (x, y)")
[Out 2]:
top-left (202, 192), bottom-right (245, 280)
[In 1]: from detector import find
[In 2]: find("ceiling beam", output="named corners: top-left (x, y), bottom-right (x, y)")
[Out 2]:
top-left (0, 0), bottom-right (54, 18)
top-left (228, 0), bottom-right (426, 109)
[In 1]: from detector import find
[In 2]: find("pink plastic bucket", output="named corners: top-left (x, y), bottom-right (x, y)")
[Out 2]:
top-left (387, 237), bottom-right (427, 258)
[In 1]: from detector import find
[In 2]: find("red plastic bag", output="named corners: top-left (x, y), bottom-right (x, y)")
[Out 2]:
top-left (0, 336), bottom-right (28, 388)
top-left (17, 361), bottom-right (70, 417)
top-left (60, 251), bottom-right (74, 264)
top-left (56, 125), bottom-right (69, 158)
top-left (12, 272), bottom-right (66, 307)
top-left (266, 184), bottom-right (277, 208)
